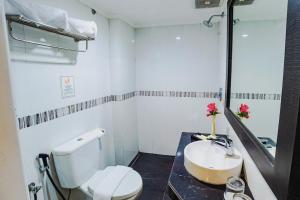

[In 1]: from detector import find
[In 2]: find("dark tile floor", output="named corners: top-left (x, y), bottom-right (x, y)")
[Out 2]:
top-left (131, 153), bottom-right (175, 200)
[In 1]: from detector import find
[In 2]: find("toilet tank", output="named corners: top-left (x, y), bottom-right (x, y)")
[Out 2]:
top-left (53, 128), bottom-right (105, 189)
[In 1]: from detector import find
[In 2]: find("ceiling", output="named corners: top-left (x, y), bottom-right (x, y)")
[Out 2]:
top-left (80, 0), bottom-right (224, 27)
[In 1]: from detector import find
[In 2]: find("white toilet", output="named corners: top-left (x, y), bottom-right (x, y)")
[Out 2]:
top-left (52, 128), bottom-right (143, 200)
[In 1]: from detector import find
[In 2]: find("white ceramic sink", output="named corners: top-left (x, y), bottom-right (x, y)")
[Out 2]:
top-left (184, 140), bottom-right (243, 185)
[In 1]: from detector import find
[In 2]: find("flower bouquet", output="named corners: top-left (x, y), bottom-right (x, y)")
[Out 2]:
top-left (237, 104), bottom-right (250, 120)
top-left (206, 103), bottom-right (221, 138)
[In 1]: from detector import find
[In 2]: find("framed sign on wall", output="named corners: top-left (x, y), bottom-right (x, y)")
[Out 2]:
top-left (61, 76), bottom-right (75, 98)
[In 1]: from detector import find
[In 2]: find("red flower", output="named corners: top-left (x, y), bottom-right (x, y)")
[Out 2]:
top-left (206, 103), bottom-right (220, 117)
top-left (240, 104), bottom-right (249, 113)
top-left (207, 103), bottom-right (217, 112)
top-left (237, 104), bottom-right (250, 119)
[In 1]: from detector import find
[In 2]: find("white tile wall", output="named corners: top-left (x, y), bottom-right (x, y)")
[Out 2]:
top-left (135, 24), bottom-right (226, 155)
top-left (110, 19), bottom-right (138, 165)
top-left (136, 24), bottom-right (220, 91)
top-left (231, 20), bottom-right (286, 94)
top-left (6, 1), bottom-right (116, 199)
top-left (137, 96), bottom-right (226, 155)
top-left (230, 19), bottom-right (286, 144)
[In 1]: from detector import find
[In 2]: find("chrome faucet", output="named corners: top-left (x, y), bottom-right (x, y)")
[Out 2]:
top-left (211, 137), bottom-right (234, 156)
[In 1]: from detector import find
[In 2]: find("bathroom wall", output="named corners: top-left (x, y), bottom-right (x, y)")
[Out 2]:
top-left (109, 19), bottom-right (138, 165)
top-left (217, 5), bottom-right (277, 199)
top-left (0, 1), bottom-right (27, 199)
top-left (5, 0), bottom-right (118, 199)
top-left (135, 24), bottom-right (226, 155)
top-left (2, 0), bottom-right (280, 199)
top-left (230, 20), bottom-right (286, 142)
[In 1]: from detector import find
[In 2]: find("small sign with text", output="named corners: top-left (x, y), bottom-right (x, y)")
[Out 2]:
top-left (61, 76), bottom-right (75, 98)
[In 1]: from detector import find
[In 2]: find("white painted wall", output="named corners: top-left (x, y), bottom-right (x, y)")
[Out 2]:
top-left (217, 5), bottom-right (277, 200)
top-left (0, 1), bottom-right (28, 199)
top-left (6, 0), bottom-right (116, 199)
top-left (136, 24), bottom-right (226, 155)
top-left (109, 19), bottom-right (138, 165)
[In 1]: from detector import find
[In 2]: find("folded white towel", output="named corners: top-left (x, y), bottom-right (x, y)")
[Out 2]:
top-left (68, 17), bottom-right (97, 38)
top-left (5, 0), bottom-right (69, 30)
top-left (93, 166), bottom-right (132, 200)
top-left (4, 0), bottom-right (98, 39)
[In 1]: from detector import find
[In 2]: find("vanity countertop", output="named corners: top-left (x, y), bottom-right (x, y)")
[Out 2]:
top-left (166, 132), bottom-right (253, 200)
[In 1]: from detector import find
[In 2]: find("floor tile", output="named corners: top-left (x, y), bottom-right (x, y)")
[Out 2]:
top-left (131, 153), bottom-right (175, 200)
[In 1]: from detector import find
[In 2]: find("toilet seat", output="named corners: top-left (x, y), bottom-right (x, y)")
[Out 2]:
top-left (84, 166), bottom-right (143, 200)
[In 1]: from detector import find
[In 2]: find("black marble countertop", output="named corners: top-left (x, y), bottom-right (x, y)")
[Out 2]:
top-left (166, 132), bottom-right (253, 200)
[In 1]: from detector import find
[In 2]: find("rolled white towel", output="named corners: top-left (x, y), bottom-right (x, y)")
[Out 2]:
top-left (93, 166), bottom-right (132, 200)
top-left (68, 17), bottom-right (97, 38)
top-left (5, 0), bottom-right (69, 30)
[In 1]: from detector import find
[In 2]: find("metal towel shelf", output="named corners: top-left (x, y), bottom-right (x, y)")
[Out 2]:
top-left (6, 15), bottom-right (95, 52)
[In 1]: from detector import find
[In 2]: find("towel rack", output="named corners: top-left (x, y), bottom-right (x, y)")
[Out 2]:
top-left (6, 15), bottom-right (95, 52)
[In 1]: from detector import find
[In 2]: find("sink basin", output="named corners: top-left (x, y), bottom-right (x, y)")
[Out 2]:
top-left (184, 140), bottom-right (243, 185)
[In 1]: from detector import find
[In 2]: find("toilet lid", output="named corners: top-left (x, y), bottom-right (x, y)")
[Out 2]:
top-left (88, 166), bottom-right (143, 200)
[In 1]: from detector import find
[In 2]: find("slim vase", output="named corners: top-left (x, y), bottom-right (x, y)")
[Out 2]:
top-left (210, 115), bottom-right (217, 138)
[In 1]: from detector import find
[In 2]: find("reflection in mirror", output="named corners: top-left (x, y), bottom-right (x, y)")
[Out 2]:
top-left (230, 0), bottom-right (288, 158)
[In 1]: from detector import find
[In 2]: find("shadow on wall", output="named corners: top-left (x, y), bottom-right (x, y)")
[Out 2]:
top-left (9, 23), bottom-right (78, 64)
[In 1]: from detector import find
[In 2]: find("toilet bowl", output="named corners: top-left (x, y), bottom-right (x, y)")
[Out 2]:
top-left (80, 166), bottom-right (142, 200)
top-left (52, 128), bottom-right (143, 200)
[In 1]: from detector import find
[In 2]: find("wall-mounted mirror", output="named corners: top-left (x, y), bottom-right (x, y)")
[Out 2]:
top-left (227, 0), bottom-right (300, 199)
top-left (229, 0), bottom-right (288, 158)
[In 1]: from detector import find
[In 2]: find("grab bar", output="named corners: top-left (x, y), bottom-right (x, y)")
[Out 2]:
top-left (6, 15), bottom-right (94, 53)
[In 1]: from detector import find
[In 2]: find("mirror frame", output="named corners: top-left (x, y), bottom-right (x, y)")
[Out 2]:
top-left (225, 0), bottom-right (300, 199)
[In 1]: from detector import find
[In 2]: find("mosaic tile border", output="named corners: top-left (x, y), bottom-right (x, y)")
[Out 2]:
top-left (18, 91), bottom-right (280, 130)
top-left (231, 93), bottom-right (281, 100)
top-left (137, 91), bottom-right (220, 98)
top-left (111, 91), bottom-right (136, 101)
top-left (17, 90), bottom-right (221, 130)
top-left (17, 91), bottom-right (137, 130)
top-left (18, 95), bottom-right (111, 130)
